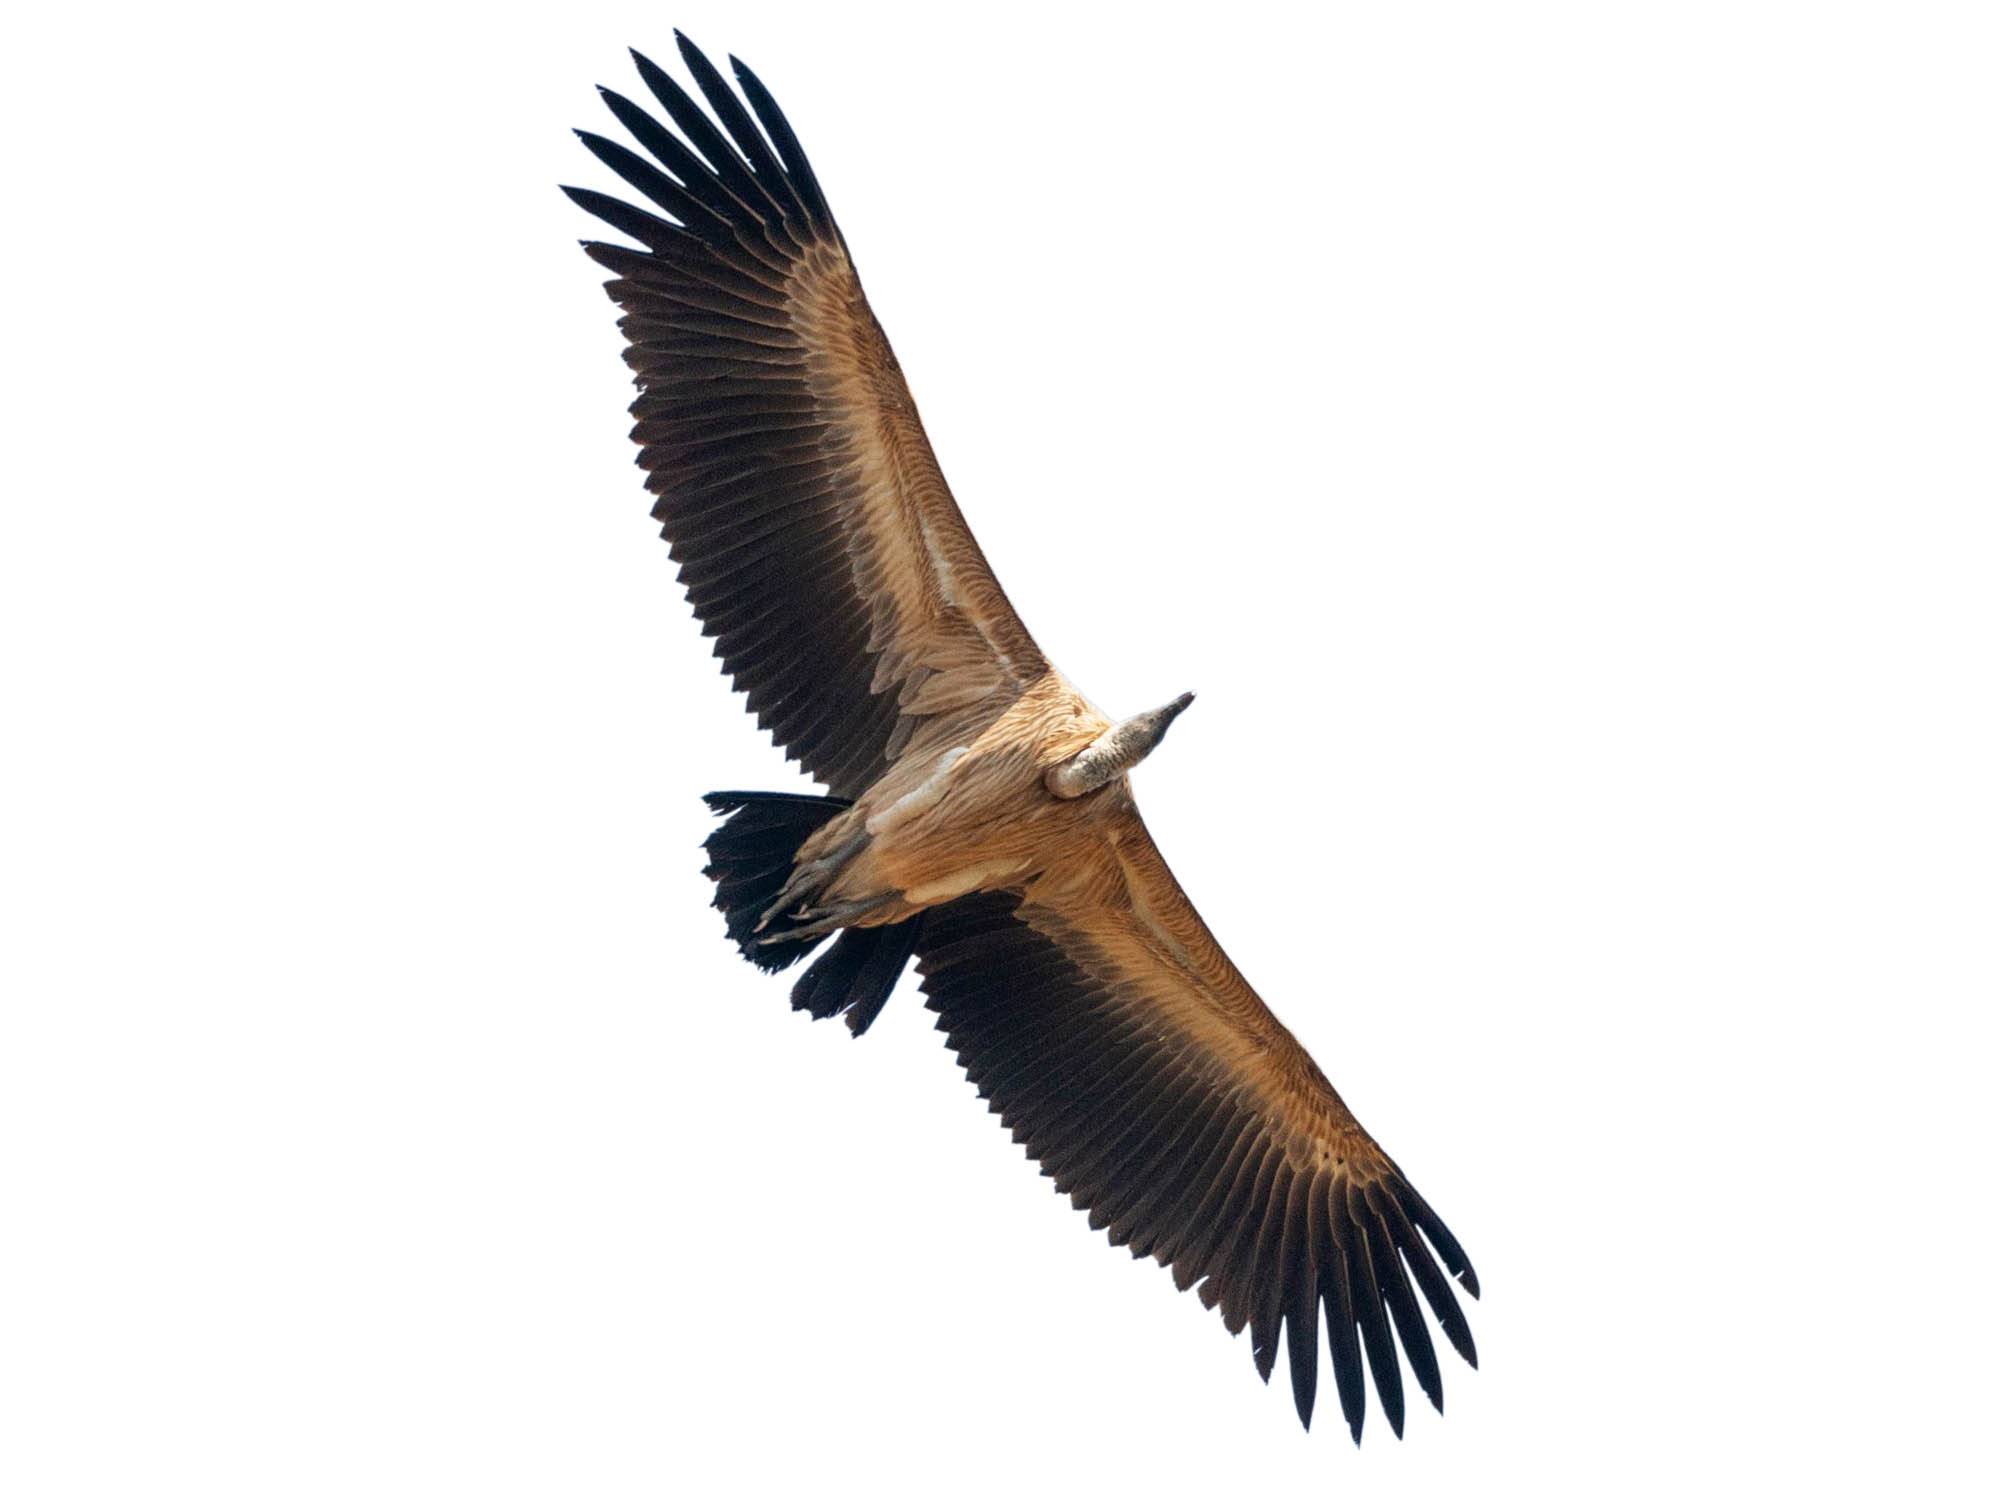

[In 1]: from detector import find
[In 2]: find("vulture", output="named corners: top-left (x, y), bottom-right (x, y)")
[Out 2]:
top-left (566, 34), bottom-right (1479, 1442)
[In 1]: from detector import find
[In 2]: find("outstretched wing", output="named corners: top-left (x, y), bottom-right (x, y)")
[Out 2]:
top-left (915, 803), bottom-right (1479, 1440)
top-left (568, 35), bottom-right (1046, 798)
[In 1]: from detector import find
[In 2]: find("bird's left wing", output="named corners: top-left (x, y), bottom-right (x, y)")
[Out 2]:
top-left (567, 36), bottom-right (1047, 798)
top-left (915, 804), bottom-right (1479, 1440)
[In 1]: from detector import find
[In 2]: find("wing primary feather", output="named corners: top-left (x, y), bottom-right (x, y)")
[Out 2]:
top-left (562, 186), bottom-right (685, 253)
top-left (1387, 1176), bottom-right (1480, 1299)
top-left (1341, 1182), bottom-right (1405, 1438)
top-left (631, 46), bottom-right (782, 222)
top-left (1286, 1173), bottom-right (1324, 1429)
top-left (1364, 1190), bottom-right (1443, 1414)
top-left (729, 55), bottom-right (837, 235)
top-left (574, 130), bottom-right (722, 234)
top-left (1321, 1179), bottom-right (1369, 1445)
top-left (672, 33), bottom-right (799, 214)
top-left (1372, 1182), bottom-right (1478, 1368)
top-left (597, 86), bottom-right (748, 221)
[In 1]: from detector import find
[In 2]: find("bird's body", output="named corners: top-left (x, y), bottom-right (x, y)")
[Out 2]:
top-left (568, 33), bottom-right (1479, 1442)
top-left (781, 669), bottom-right (1112, 930)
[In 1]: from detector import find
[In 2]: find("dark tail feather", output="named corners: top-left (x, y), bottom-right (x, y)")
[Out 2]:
top-left (789, 914), bottom-right (926, 1036)
top-left (700, 791), bottom-right (921, 1032)
top-left (701, 790), bottom-right (851, 972)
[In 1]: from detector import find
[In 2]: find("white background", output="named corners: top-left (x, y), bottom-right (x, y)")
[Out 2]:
top-left (5, 3), bottom-right (1996, 1494)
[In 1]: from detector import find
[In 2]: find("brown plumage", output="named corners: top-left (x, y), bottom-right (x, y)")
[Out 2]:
top-left (567, 34), bottom-right (1478, 1442)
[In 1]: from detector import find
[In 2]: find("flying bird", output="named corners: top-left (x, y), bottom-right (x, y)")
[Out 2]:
top-left (566, 34), bottom-right (1478, 1441)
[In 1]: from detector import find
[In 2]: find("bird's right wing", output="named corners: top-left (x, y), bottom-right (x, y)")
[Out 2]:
top-left (914, 803), bottom-right (1478, 1440)
top-left (568, 35), bottom-right (1047, 798)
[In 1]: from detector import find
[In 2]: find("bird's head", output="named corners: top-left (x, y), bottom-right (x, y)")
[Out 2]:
top-left (1043, 692), bottom-right (1195, 799)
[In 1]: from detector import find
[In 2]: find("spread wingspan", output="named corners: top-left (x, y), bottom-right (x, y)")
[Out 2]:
top-left (572, 37), bottom-right (1477, 1443)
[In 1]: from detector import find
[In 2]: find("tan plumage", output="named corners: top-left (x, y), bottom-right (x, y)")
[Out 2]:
top-left (568, 34), bottom-right (1477, 1441)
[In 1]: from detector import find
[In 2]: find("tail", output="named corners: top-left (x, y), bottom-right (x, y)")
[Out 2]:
top-left (700, 792), bottom-right (923, 1037)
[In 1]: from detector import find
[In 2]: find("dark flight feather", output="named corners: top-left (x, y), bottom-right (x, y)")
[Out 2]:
top-left (915, 893), bottom-right (1477, 1443)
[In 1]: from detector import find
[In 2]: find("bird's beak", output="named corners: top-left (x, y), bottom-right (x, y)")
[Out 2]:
top-left (1154, 691), bottom-right (1196, 734)
top-left (1045, 692), bottom-right (1196, 799)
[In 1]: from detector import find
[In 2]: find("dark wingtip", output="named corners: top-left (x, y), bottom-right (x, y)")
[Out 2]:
top-left (1253, 1342), bottom-right (1276, 1383)
top-left (572, 129), bottom-right (629, 173)
top-left (727, 53), bottom-right (767, 96)
top-left (628, 45), bottom-right (664, 84)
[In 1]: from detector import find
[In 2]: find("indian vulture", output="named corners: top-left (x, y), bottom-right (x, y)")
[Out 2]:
top-left (565, 33), bottom-right (1479, 1441)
